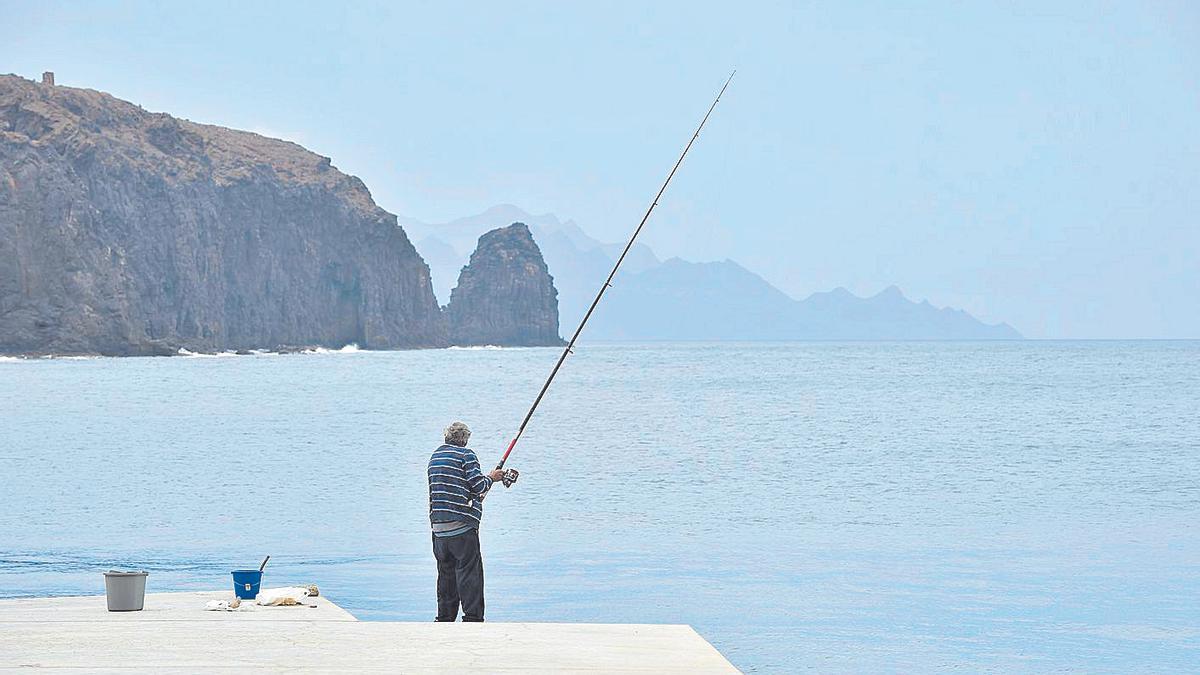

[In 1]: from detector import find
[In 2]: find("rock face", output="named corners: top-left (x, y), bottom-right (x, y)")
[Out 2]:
top-left (0, 74), bottom-right (457, 355)
top-left (445, 223), bottom-right (563, 346)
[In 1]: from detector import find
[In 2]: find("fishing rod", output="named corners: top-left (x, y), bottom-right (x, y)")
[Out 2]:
top-left (492, 71), bottom-right (735, 490)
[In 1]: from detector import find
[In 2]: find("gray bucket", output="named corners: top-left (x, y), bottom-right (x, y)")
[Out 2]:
top-left (103, 570), bottom-right (148, 611)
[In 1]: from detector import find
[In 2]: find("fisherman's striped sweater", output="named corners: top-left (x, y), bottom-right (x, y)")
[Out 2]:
top-left (427, 444), bottom-right (494, 529)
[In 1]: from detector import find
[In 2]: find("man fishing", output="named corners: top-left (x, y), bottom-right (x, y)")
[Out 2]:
top-left (424, 74), bottom-right (732, 623)
top-left (427, 421), bottom-right (504, 622)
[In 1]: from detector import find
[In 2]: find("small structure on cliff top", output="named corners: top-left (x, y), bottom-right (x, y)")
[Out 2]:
top-left (42, 72), bottom-right (55, 86)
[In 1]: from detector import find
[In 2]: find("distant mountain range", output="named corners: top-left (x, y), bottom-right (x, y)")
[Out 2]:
top-left (402, 205), bottom-right (1022, 341)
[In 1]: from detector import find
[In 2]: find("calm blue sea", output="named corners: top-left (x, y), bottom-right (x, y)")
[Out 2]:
top-left (1, 342), bottom-right (1197, 672)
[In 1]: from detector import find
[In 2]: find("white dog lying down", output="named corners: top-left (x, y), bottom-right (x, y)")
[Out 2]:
top-left (204, 585), bottom-right (319, 611)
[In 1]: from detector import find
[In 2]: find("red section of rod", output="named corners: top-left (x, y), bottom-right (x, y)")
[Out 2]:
top-left (496, 437), bottom-right (518, 470)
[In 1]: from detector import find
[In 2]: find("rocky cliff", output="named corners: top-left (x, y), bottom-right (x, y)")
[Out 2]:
top-left (445, 223), bottom-right (563, 346)
top-left (0, 75), bottom-right (563, 355)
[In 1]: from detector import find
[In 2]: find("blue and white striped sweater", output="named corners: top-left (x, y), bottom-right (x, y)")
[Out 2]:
top-left (428, 444), bottom-right (494, 531)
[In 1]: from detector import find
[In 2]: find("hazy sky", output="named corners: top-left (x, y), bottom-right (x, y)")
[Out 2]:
top-left (4, 1), bottom-right (1197, 337)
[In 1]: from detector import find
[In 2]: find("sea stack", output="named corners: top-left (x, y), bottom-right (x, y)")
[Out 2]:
top-left (445, 223), bottom-right (564, 346)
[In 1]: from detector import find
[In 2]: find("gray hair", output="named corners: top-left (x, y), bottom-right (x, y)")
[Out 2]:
top-left (443, 421), bottom-right (471, 447)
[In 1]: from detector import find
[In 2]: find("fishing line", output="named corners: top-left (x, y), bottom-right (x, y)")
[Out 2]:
top-left (490, 72), bottom-right (736, 490)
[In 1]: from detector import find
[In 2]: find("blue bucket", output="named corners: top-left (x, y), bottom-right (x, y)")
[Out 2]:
top-left (231, 569), bottom-right (262, 600)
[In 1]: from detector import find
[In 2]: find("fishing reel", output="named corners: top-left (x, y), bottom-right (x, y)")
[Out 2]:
top-left (500, 468), bottom-right (519, 488)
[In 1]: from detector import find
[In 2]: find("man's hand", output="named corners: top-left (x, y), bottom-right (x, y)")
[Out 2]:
top-left (488, 469), bottom-right (504, 482)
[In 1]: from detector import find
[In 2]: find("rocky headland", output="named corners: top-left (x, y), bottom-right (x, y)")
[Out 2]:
top-left (0, 74), bottom-right (561, 355)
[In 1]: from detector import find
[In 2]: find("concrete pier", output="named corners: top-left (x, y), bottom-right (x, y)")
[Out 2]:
top-left (0, 591), bottom-right (738, 672)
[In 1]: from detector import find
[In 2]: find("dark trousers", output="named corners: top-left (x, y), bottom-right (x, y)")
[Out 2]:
top-left (432, 528), bottom-right (485, 622)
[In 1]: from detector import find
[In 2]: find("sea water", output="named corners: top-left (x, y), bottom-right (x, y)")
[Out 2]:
top-left (1, 342), bottom-right (1197, 672)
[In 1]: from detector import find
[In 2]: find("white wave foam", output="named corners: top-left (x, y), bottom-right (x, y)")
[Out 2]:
top-left (301, 344), bottom-right (362, 355)
top-left (446, 345), bottom-right (505, 350)
top-left (1, 354), bottom-right (106, 362)
top-left (176, 348), bottom-right (239, 358)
